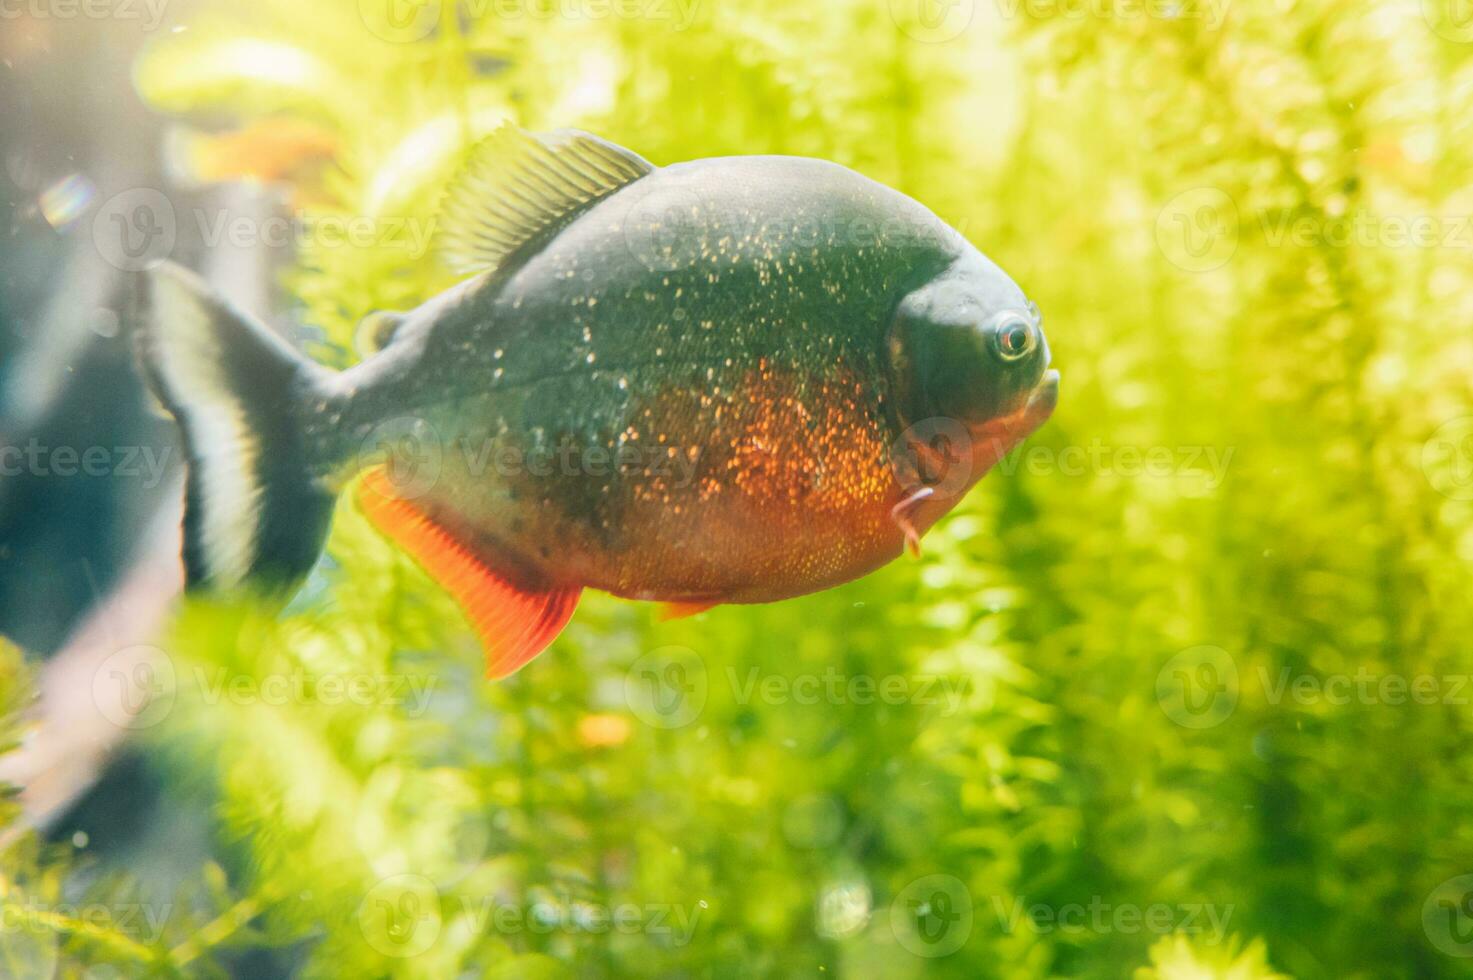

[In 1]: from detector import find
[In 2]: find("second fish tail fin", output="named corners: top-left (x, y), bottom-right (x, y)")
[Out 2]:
top-left (133, 261), bottom-right (344, 594)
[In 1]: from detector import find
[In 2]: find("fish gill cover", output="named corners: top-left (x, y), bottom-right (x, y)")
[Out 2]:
top-left (2, 0), bottom-right (1473, 977)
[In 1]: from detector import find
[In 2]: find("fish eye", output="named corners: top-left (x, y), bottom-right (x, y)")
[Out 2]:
top-left (990, 312), bottom-right (1036, 363)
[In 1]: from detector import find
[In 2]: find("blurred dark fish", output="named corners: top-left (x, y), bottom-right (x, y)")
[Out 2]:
top-left (134, 125), bottom-right (1058, 677)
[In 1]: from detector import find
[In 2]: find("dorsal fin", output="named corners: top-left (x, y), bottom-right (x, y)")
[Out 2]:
top-left (436, 124), bottom-right (654, 277)
top-left (353, 310), bottom-right (406, 358)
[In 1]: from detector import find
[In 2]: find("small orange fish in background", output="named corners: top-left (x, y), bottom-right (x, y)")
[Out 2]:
top-left (135, 125), bottom-right (1058, 679)
top-left (166, 117), bottom-right (340, 199)
top-left (577, 714), bottom-right (633, 748)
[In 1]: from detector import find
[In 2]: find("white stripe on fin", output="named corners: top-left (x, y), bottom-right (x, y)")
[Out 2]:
top-left (136, 261), bottom-right (341, 593)
top-left (147, 267), bottom-right (263, 587)
top-left (435, 124), bottom-right (654, 277)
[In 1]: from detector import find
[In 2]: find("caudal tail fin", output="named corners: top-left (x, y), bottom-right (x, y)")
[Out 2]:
top-left (133, 261), bottom-right (340, 593)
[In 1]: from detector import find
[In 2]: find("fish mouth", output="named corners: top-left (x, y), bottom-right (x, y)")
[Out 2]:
top-left (1023, 369), bottom-right (1060, 431)
top-left (969, 369), bottom-right (1060, 463)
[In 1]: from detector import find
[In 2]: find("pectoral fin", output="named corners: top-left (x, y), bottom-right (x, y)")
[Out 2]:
top-left (890, 486), bottom-right (935, 559)
top-left (357, 468), bottom-right (580, 678)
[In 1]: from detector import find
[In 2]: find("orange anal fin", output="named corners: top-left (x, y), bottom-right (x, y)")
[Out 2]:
top-left (357, 468), bottom-right (580, 679)
top-left (658, 600), bottom-right (720, 622)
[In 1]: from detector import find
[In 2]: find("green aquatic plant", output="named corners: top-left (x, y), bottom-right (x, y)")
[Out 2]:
top-left (6, 0), bottom-right (1473, 975)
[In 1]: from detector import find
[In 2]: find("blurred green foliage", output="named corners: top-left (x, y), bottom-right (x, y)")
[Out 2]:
top-left (7, 0), bottom-right (1473, 976)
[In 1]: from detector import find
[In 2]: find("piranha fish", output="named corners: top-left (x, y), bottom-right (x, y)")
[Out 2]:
top-left (135, 125), bottom-right (1058, 678)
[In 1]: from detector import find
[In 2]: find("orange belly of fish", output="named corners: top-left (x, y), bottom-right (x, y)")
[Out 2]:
top-left (547, 367), bottom-right (910, 603)
top-left (575, 476), bottom-right (906, 604)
